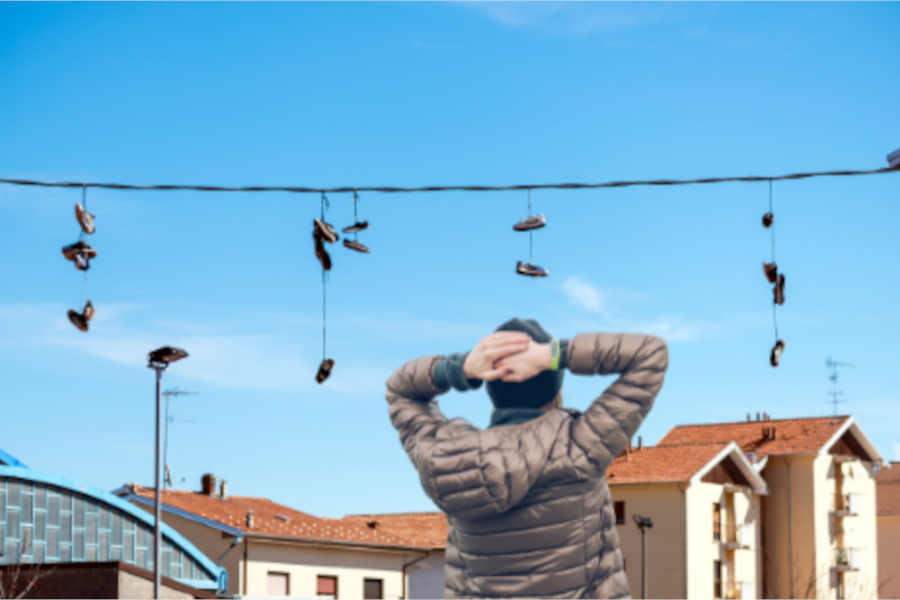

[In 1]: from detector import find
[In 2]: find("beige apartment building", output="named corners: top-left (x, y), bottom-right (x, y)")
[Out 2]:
top-left (608, 440), bottom-right (767, 599)
top-left (876, 462), bottom-right (900, 598)
top-left (113, 476), bottom-right (445, 599)
top-left (661, 415), bottom-right (885, 599)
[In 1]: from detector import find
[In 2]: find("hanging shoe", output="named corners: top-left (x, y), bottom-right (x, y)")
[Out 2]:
top-left (516, 261), bottom-right (549, 277)
top-left (773, 273), bottom-right (785, 305)
top-left (342, 220), bottom-right (369, 234)
top-left (314, 235), bottom-right (332, 270)
top-left (770, 339), bottom-right (785, 367)
top-left (68, 309), bottom-right (88, 332)
top-left (62, 241), bottom-right (97, 262)
top-left (74, 252), bottom-right (91, 271)
top-left (75, 203), bottom-right (96, 235)
top-left (82, 300), bottom-right (95, 322)
top-left (316, 358), bottom-right (335, 383)
top-left (513, 213), bottom-right (547, 232)
top-left (762, 212), bottom-right (774, 228)
top-left (313, 218), bottom-right (339, 244)
top-left (763, 262), bottom-right (778, 284)
top-left (343, 239), bottom-right (371, 253)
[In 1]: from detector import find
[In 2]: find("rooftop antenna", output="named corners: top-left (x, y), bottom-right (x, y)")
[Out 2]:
top-left (825, 357), bottom-right (853, 416)
top-left (162, 387), bottom-right (197, 488)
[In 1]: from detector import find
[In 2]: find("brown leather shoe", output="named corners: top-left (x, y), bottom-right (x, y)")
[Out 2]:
top-left (773, 273), bottom-right (785, 305)
top-left (343, 239), bottom-right (371, 253)
top-left (763, 262), bottom-right (778, 284)
top-left (762, 212), bottom-right (774, 228)
top-left (316, 358), bottom-right (335, 383)
top-left (314, 235), bottom-right (332, 270)
top-left (770, 339), bottom-right (785, 367)
top-left (516, 261), bottom-right (548, 277)
top-left (68, 309), bottom-right (88, 332)
top-left (313, 218), bottom-right (339, 243)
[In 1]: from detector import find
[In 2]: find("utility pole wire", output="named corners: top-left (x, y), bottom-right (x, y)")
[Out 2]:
top-left (2, 165), bottom-right (898, 195)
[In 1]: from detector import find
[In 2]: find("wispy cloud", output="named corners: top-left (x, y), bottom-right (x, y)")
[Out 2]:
top-left (558, 276), bottom-right (715, 343)
top-left (465, 3), bottom-right (670, 36)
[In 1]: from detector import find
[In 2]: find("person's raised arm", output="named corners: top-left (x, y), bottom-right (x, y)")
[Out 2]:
top-left (566, 333), bottom-right (668, 477)
top-left (386, 332), bottom-right (530, 466)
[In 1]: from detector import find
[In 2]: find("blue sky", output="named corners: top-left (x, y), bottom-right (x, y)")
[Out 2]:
top-left (1, 2), bottom-right (898, 518)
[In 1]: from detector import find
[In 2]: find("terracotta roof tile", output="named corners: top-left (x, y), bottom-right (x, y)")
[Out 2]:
top-left (607, 443), bottom-right (731, 484)
top-left (125, 486), bottom-right (426, 549)
top-left (657, 416), bottom-right (850, 458)
top-left (877, 463), bottom-right (900, 516)
top-left (342, 513), bottom-right (448, 549)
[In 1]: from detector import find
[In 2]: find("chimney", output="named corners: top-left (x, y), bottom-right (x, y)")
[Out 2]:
top-left (219, 479), bottom-right (227, 499)
top-left (746, 413), bottom-right (751, 422)
top-left (626, 439), bottom-right (632, 461)
top-left (246, 510), bottom-right (254, 529)
top-left (637, 436), bottom-right (643, 450)
top-left (756, 412), bottom-right (761, 421)
top-left (201, 473), bottom-right (216, 496)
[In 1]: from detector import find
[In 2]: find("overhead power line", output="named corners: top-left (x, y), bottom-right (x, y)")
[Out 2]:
top-left (2, 164), bottom-right (898, 195)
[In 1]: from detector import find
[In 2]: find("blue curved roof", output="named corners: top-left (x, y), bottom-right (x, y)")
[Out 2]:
top-left (0, 465), bottom-right (226, 592)
top-left (0, 449), bottom-right (27, 468)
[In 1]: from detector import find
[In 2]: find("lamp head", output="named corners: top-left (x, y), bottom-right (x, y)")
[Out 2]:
top-left (633, 514), bottom-right (653, 529)
top-left (148, 346), bottom-right (189, 368)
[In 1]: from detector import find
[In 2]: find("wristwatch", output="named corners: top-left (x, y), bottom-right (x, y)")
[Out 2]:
top-left (549, 338), bottom-right (561, 371)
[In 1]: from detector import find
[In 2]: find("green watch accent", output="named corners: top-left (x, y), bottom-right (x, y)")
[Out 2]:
top-left (549, 338), bottom-right (561, 371)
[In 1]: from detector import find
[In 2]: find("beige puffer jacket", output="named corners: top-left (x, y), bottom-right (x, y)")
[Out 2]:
top-left (386, 333), bottom-right (668, 599)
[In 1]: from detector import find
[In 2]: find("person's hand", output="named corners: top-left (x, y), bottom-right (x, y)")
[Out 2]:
top-left (463, 332), bottom-right (531, 381)
top-left (493, 339), bottom-right (551, 382)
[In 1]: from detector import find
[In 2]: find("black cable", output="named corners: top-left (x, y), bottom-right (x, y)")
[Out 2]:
top-left (2, 164), bottom-right (897, 195)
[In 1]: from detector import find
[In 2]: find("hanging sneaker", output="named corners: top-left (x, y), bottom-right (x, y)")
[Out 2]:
top-left (313, 218), bottom-right (339, 243)
top-left (74, 253), bottom-right (90, 271)
top-left (343, 239), bottom-right (371, 253)
top-left (516, 261), bottom-right (549, 277)
top-left (75, 203), bottom-right (95, 235)
top-left (68, 309), bottom-right (89, 332)
top-left (314, 235), bottom-right (332, 270)
top-left (762, 212), bottom-right (774, 228)
top-left (773, 273), bottom-right (785, 305)
top-left (763, 262), bottom-right (778, 284)
top-left (62, 241), bottom-right (97, 261)
top-left (513, 213), bottom-right (547, 232)
top-left (342, 220), bottom-right (369, 234)
top-left (316, 358), bottom-right (335, 383)
top-left (770, 339), bottom-right (785, 367)
top-left (82, 300), bottom-right (95, 322)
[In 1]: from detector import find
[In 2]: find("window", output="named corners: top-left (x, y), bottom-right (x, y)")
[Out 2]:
top-left (317, 575), bottom-right (338, 598)
top-left (713, 560), bottom-right (722, 598)
top-left (713, 503), bottom-right (722, 541)
top-left (614, 501), bottom-right (625, 525)
top-left (267, 572), bottom-right (290, 596)
top-left (364, 578), bottom-right (383, 599)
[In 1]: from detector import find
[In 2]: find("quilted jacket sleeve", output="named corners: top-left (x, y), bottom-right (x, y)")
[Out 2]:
top-left (566, 333), bottom-right (668, 477)
top-left (386, 355), bottom-right (549, 520)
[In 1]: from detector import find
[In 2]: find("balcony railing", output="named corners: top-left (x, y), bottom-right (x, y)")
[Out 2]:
top-left (723, 524), bottom-right (753, 550)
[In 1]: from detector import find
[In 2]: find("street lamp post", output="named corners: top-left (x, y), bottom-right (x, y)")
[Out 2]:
top-left (147, 346), bottom-right (188, 600)
top-left (632, 514), bottom-right (653, 600)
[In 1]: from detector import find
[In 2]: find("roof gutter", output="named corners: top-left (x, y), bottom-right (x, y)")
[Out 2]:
top-left (242, 531), bottom-right (435, 554)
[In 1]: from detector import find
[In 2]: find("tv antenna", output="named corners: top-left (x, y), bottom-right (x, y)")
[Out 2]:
top-left (825, 357), bottom-right (853, 416)
top-left (162, 387), bottom-right (197, 488)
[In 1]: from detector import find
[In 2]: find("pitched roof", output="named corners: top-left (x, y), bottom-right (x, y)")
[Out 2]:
top-left (122, 485), bottom-right (427, 550)
top-left (876, 463), bottom-right (900, 516)
top-left (342, 512), bottom-right (448, 549)
top-left (658, 416), bottom-right (852, 458)
top-left (607, 442), bottom-right (731, 484)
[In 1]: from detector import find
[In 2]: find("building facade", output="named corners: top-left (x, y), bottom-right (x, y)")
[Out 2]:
top-left (875, 461), bottom-right (900, 598)
top-left (608, 441), bottom-right (767, 599)
top-left (115, 476), bottom-right (444, 599)
top-left (660, 415), bottom-right (885, 599)
top-left (0, 450), bottom-right (225, 597)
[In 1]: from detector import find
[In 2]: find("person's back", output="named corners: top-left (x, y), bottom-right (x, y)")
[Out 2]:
top-left (386, 319), bottom-right (668, 598)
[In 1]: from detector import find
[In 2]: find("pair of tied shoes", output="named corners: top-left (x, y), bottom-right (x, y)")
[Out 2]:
top-left (513, 213), bottom-right (548, 277)
top-left (763, 262), bottom-right (786, 305)
top-left (62, 241), bottom-right (97, 271)
top-left (68, 300), bottom-right (95, 332)
top-left (342, 220), bottom-right (371, 253)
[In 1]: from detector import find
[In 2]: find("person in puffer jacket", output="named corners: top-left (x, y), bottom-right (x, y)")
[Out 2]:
top-left (386, 318), bottom-right (668, 599)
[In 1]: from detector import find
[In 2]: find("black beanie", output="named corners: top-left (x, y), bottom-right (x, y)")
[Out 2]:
top-left (486, 318), bottom-right (564, 409)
